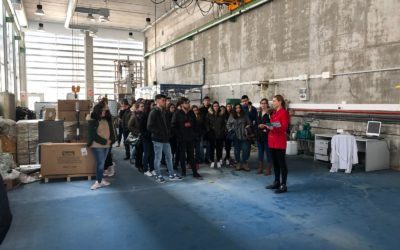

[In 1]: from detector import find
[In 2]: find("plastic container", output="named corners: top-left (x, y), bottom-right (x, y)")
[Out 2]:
top-left (286, 141), bottom-right (298, 155)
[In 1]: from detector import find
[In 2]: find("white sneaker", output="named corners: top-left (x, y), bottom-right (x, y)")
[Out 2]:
top-left (210, 162), bottom-right (215, 168)
top-left (217, 162), bottom-right (222, 168)
top-left (144, 171), bottom-right (153, 177)
top-left (225, 159), bottom-right (230, 165)
top-left (91, 181), bottom-right (101, 190)
top-left (100, 179), bottom-right (111, 187)
top-left (151, 170), bottom-right (156, 176)
top-left (108, 163), bottom-right (115, 177)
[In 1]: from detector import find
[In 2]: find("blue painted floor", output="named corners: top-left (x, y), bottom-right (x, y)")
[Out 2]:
top-left (2, 148), bottom-right (400, 250)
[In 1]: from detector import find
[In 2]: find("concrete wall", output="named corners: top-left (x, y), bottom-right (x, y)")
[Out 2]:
top-left (144, 0), bottom-right (400, 168)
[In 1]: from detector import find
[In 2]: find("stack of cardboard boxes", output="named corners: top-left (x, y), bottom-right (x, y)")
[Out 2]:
top-left (57, 100), bottom-right (91, 122)
top-left (16, 120), bottom-right (39, 165)
top-left (39, 100), bottom-right (95, 179)
top-left (57, 100), bottom-right (91, 143)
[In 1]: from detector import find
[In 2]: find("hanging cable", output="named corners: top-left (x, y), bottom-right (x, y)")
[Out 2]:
top-left (186, 0), bottom-right (197, 15)
top-left (174, 0), bottom-right (194, 9)
top-left (196, 0), bottom-right (214, 16)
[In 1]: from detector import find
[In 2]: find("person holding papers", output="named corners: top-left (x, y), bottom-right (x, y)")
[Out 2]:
top-left (265, 95), bottom-right (290, 194)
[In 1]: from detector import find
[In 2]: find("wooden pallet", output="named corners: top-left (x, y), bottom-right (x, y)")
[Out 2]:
top-left (42, 174), bottom-right (95, 183)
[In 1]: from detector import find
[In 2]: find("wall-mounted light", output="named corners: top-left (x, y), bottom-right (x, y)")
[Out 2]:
top-left (146, 17), bottom-right (151, 25)
top-left (35, 2), bottom-right (45, 16)
top-left (38, 22), bottom-right (45, 32)
top-left (128, 31), bottom-right (134, 40)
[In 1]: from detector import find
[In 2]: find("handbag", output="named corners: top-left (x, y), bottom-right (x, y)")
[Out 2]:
top-left (125, 132), bottom-right (140, 146)
top-left (245, 126), bottom-right (256, 140)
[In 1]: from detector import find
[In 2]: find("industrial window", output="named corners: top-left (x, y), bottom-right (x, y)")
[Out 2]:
top-left (25, 31), bottom-right (143, 102)
top-left (25, 31), bottom-right (86, 102)
top-left (93, 38), bottom-right (143, 100)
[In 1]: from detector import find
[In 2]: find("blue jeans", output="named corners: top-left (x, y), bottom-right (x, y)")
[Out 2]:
top-left (92, 147), bottom-right (109, 182)
top-left (143, 139), bottom-right (155, 172)
top-left (234, 139), bottom-right (250, 164)
top-left (257, 141), bottom-right (272, 163)
top-left (153, 141), bottom-right (175, 177)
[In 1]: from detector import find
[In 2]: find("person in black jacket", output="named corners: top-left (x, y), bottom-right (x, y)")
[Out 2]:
top-left (147, 94), bottom-right (182, 183)
top-left (206, 101), bottom-right (226, 168)
top-left (128, 101), bottom-right (145, 172)
top-left (141, 100), bottom-right (155, 177)
top-left (172, 97), bottom-right (203, 179)
top-left (167, 103), bottom-right (179, 169)
top-left (192, 105), bottom-right (204, 168)
top-left (120, 99), bottom-right (132, 160)
top-left (199, 96), bottom-right (211, 163)
top-left (223, 103), bottom-right (233, 165)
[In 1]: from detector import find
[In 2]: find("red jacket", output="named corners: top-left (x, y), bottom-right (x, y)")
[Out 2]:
top-left (268, 108), bottom-right (289, 149)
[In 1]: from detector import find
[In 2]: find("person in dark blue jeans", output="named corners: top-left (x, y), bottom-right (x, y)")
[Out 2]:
top-left (227, 104), bottom-right (251, 171)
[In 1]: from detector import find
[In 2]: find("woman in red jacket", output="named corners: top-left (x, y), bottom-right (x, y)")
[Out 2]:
top-left (265, 95), bottom-right (289, 193)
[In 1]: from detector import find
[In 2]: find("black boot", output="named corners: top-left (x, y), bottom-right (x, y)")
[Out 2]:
top-left (275, 184), bottom-right (288, 194)
top-left (266, 181), bottom-right (280, 189)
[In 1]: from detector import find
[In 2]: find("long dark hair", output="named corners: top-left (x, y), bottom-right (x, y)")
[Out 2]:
top-left (232, 104), bottom-right (244, 119)
top-left (143, 100), bottom-right (152, 115)
top-left (211, 101), bottom-right (220, 115)
top-left (274, 95), bottom-right (286, 109)
top-left (91, 103), bottom-right (104, 121)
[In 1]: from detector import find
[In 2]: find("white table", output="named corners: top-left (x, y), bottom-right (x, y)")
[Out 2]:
top-left (314, 134), bottom-right (390, 172)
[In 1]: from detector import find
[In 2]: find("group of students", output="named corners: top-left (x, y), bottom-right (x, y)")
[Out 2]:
top-left (87, 94), bottom-right (290, 194)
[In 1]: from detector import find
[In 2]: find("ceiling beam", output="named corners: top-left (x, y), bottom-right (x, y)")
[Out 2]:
top-left (64, 0), bottom-right (78, 29)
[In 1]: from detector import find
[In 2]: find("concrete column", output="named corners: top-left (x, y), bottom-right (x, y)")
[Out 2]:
top-left (12, 30), bottom-right (17, 96)
top-left (2, 7), bottom-right (9, 91)
top-left (19, 41), bottom-right (27, 107)
top-left (84, 31), bottom-right (94, 101)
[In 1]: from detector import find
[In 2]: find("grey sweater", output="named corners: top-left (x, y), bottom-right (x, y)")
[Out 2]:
top-left (226, 114), bottom-right (250, 140)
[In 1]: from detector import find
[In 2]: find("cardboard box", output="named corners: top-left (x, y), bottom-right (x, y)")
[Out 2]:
top-left (3, 178), bottom-right (20, 191)
top-left (57, 100), bottom-right (92, 112)
top-left (57, 111), bottom-right (89, 122)
top-left (43, 108), bottom-right (56, 121)
top-left (40, 143), bottom-right (95, 176)
top-left (0, 135), bottom-right (16, 154)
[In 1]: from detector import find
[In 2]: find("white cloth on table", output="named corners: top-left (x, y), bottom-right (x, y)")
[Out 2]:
top-left (330, 134), bottom-right (358, 174)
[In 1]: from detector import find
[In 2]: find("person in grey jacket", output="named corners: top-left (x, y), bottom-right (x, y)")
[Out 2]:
top-left (227, 104), bottom-right (251, 171)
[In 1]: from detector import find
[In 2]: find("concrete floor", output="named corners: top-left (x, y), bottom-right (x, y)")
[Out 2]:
top-left (2, 148), bottom-right (400, 250)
